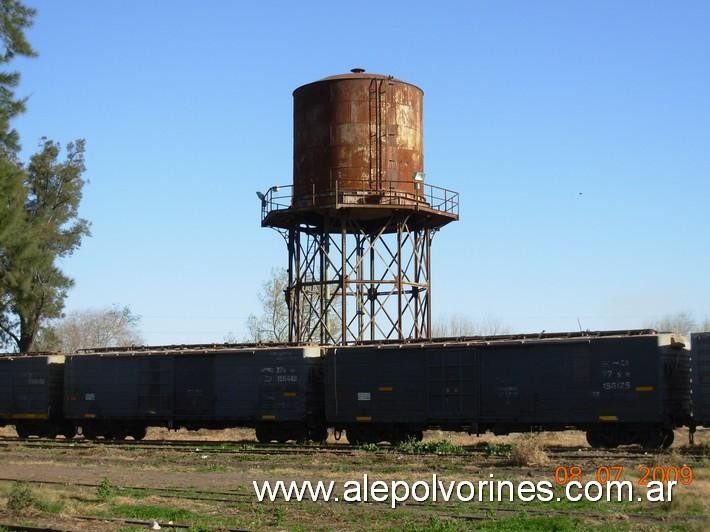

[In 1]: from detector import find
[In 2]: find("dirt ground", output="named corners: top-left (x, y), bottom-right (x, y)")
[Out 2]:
top-left (3, 425), bottom-right (705, 447)
top-left (0, 426), bottom-right (708, 530)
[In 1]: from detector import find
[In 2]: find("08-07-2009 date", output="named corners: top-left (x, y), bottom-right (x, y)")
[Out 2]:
top-left (553, 465), bottom-right (694, 486)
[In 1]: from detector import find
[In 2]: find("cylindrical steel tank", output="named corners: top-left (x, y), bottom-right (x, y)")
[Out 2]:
top-left (293, 69), bottom-right (424, 208)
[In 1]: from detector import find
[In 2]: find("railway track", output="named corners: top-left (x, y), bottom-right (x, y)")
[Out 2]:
top-left (0, 476), bottom-right (707, 530)
top-left (0, 436), bottom-right (706, 460)
top-left (0, 437), bottom-right (357, 456)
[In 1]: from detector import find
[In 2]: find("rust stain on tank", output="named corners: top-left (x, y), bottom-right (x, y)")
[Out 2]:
top-left (293, 70), bottom-right (424, 207)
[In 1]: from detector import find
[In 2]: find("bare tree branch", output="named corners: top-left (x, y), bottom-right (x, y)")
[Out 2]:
top-left (34, 305), bottom-right (143, 352)
top-left (244, 268), bottom-right (288, 343)
top-left (647, 311), bottom-right (696, 337)
top-left (432, 313), bottom-right (510, 337)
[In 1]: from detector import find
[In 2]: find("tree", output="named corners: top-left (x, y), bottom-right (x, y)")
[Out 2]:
top-left (34, 305), bottom-right (143, 352)
top-left (0, 0), bottom-right (37, 157)
top-left (0, 139), bottom-right (90, 352)
top-left (432, 313), bottom-right (510, 337)
top-left (0, 155), bottom-right (26, 265)
top-left (647, 312), bottom-right (696, 337)
top-left (0, 2), bottom-right (90, 353)
top-left (244, 268), bottom-right (288, 343)
top-left (0, 0), bottom-right (36, 348)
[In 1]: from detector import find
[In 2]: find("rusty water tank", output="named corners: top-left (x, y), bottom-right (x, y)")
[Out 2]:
top-left (293, 69), bottom-right (424, 208)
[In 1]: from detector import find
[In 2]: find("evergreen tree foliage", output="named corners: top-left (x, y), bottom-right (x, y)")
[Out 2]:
top-left (0, 0), bottom-right (37, 157)
top-left (0, 2), bottom-right (90, 352)
top-left (0, 140), bottom-right (90, 351)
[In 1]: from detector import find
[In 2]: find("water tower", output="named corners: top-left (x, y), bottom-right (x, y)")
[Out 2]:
top-left (260, 69), bottom-right (458, 344)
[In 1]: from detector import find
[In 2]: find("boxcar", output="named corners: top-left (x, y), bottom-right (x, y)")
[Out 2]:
top-left (64, 346), bottom-right (325, 442)
top-left (691, 333), bottom-right (710, 428)
top-left (324, 330), bottom-right (690, 448)
top-left (0, 354), bottom-right (74, 438)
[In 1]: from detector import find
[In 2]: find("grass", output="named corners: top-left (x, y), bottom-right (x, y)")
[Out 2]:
top-left (5, 482), bottom-right (64, 514)
top-left (96, 477), bottom-right (115, 502)
top-left (196, 462), bottom-right (231, 473)
top-left (6, 483), bottom-right (36, 511)
top-left (484, 443), bottom-right (513, 458)
top-left (658, 493), bottom-right (707, 515)
top-left (1, 431), bottom-right (708, 531)
top-left (109, 502), bottom-right (202, 522)
top-left (475, 515), bottom-right (585, 531)
top-left (360, 442), bottom-right (380, 452)
top-left (395, 438), bottom-right (465, 455)
top-left (357, 439), bottom-right (466, 455)
top-left (401, 516), bottom-right (460, 531)
top-left (1, 478), bottom-right (704, 531)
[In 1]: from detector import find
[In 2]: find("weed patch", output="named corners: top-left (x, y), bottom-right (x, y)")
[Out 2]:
top-left (395, 438), bottom-right (464, 455)
top-left (484, 443), bottom-right (513, 458)
top-left (96, 477), bottom-right (115, 502)
top-left (359, 442), bottom-right (380, 452)
top-left (5, 482), bottom-right (63, 514)
top-left (509, 434), bottom-right (549, 466)
top-left (6, 483), bottom-right (37, 511)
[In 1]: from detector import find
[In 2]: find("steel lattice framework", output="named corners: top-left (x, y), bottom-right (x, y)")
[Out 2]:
top-left (283, 215), bottom-right (432, 344)
top-left (261, 184), bottom-right (458, 345)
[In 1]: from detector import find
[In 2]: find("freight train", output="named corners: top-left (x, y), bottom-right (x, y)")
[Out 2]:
top-left (1, 329), bottom-right (708, 449)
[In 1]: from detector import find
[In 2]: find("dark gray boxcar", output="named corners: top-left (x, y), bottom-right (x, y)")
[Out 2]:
top-left (691, 333), bottom-right (710, 427)
top-left (0, 354), bottom-right (69, 437)
top-left (64, 346), bottom-right (325, 441)
top-left (325, 331), bottom-right (690, 448)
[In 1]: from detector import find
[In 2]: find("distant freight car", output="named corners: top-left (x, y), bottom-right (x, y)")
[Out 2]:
top-left (691, 333), bottom-right (710, 428)
top-left (0, 354), bottom-right (75, 438)
top-left (64, 346), bottom-right (326, 442)
top-left (325, 330), bottom-right (690, 448)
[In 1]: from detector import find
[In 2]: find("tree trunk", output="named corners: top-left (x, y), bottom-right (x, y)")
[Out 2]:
top-left (18, 316), bottom-right (38, 353)
top-left (18, 331), bottom-right (35, 353)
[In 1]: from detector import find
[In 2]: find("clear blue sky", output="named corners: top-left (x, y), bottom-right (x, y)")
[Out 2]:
top-left (12, 1), bottom-right (710, 343)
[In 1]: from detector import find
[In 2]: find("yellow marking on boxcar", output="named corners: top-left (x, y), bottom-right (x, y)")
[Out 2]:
top-left (599, 415), bottom-right (618, 422)
top-left (378, 386), bottom-right (393, 392)
top-left (11, 413), bottom-right (48, 420)
top-left (83, 413), bottom-right (96, 418)
top-left (635, 386), bottom-right (654, 392)
top-left (356, 416), bottom-right (372, 422)
top-left (283, 392), bottom-right (297, 397)
top-left (261, 414), bottom-right (276, 421)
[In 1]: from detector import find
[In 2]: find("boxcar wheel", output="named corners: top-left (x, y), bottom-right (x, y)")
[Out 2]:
top-left (586, 430), bottom-right (606, 448)
top-left (644, 429), bottom-right (674, 450)
top-left (62, 426), bottom-right (77, 439)
top-left (346, 427), bottom-right (363, 446)
top-left (390, 430), bottom-right (406, 446)
top-left (82, 426), bottom-right (99, 440)
top-left (641, 429), bottom-right (668, 450)
top-left (255, 426), bottom-right (274, 444)
top-left (308, 427), bottom-right (328, 443)
top-left (661, 430), bottom-right (674, 449)
top-left (15, 424), bottom-right (31, 439)
top-left (295, 432), bottom-right (309, 444)
top-left (130, 426), bottom-right (147, 441)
